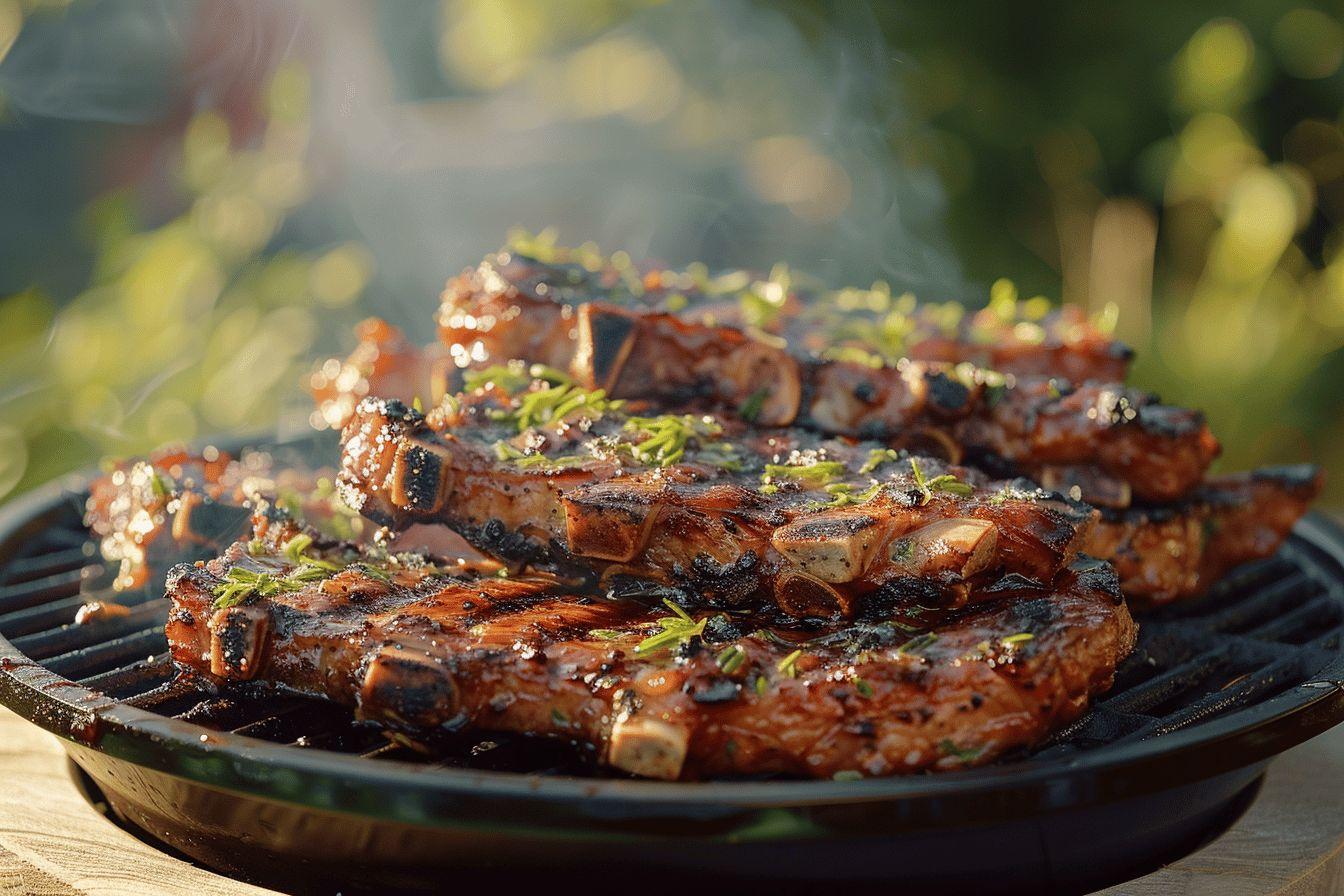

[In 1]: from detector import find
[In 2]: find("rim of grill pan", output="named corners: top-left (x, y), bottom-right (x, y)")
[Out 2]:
top-left (2, 469), bottom-right (1343, 820)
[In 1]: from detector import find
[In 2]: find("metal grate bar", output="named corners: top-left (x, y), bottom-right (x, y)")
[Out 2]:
top-left (1202, 571), bottom-right (1319, 634)
top-left (44, 628), bottom-right (169, 679)
top-left (1244, 597), bottom-right (1343, 645)
top-left (0, 547), bottom-right (94, 586)
top-left (12, 599), bottom-right (170, 660)
top-left (1098, 645), bottom-right (1242, 715)
top-left (0, 569), bottom-right (86, 617)
top-left (78, 653), bottom-right (177, 697)
top-left (1140, 654), bottom-right (1306, 737)
top-left (0, 588), bottom-right (158, 640)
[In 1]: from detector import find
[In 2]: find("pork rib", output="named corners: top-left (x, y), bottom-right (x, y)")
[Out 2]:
top-left (166, 518), bottom-right (1136, 780)
top-left (437, 249), bottom-right (1217, 503)
top-left (1085, 465), bottom-right (1323, 606)
top-left (336, 389), bottom-right (1097, 619)
top-left (439, 245), bottom-right (1133, 385)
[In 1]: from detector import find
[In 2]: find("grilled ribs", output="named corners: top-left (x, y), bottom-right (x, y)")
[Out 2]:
top-left (1085, 465), bottom-right (1322, 606)
top-left (166, 517), bottom-right (1136, 780)
top-left (336, 384), bottom-right (1099, 619)
top-left (438, 248), bottom-right (1217, 504)
top-left (440, 242), bottom-right (1133, 384)
top-left (85, 446), bottom-right (486, 593)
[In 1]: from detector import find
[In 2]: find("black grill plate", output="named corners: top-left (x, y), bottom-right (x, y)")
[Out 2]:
top-left (2, 469), bottom-right (1343, 895)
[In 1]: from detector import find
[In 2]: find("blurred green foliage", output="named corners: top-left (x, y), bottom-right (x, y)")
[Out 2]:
top-left (0, 0), bottom-right (1341, 503)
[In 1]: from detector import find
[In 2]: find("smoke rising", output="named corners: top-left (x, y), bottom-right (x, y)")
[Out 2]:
top-left (1, 0), bottom-right (962, 330)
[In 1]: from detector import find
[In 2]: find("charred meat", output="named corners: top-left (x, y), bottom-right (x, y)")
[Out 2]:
top-left (440, 241), bottom-right (1133, 385)
top-left (166, 518), bottom-right (1136, 780)
top-left (437, 250), bottom-right (1217, 504)
top-left (336, 383), bottom-right (1098, 618)
top-left (1086, 465), bottom-right (1323, 606)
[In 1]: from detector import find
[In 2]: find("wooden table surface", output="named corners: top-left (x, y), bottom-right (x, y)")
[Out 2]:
top-left (1, 706), bottom-right (1340, 896)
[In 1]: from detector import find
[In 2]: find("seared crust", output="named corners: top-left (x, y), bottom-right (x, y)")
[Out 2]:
top-left (166, 523), bottom-right (1136, 780)
top-left (336, 391), bottom-right (1097, 618)
top-left (1086, 465), bottom-right (1324, 605)
top-left (437, 250), bottom-right (1217, 503)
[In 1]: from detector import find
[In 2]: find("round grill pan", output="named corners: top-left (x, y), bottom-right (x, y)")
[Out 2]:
top-left (2, 463), bottom-right (1343, 894)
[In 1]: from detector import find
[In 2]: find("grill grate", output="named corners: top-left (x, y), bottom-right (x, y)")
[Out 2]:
top-left (3, 500), bottom-right (1342, 777)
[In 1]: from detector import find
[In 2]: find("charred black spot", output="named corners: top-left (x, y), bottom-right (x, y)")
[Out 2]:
top-left (1071, 554), bottom-right (1123, 601)
top-left (1000, 596), bottom-right (1062, 633)
top-left (1251, 464), bottom-right (1321, 493)
top-left (702, 614), bottom-right (748, 644)
top-left (978, 573), bottom-right (1047, 598)
top-left (681, 551), bottom-right (762, 607)
top-left (1133, 403), bottom-right (1206, 438)
top-left (925, 371), bottom-right (971, 416)
top-left (399, 439), bottom-right (449, 512)
top-left (214, 610), bottom-right (262, 676)
top-left (862, 577), bottom-right (949, 621)
top-left (686, 677), bottom-right (740, 704)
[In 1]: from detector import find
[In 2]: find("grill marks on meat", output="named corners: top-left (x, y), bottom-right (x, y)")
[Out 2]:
top-left (336, 392), bottom-right (1096, 619)
top-left (165, 523), bottom-right (1136, 780)
top-left (437, 251), bottom-right (1217, 504)
top-left (1085, 465), bottom-right (1323, 606)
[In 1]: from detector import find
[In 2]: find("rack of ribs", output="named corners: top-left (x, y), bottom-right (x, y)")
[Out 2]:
top-left (436, 248), bottom-right (1218, 505)
top-left (165, 516), bottom-right (1136, 780)
top-left (334, 380), bottom-right (1106, 619)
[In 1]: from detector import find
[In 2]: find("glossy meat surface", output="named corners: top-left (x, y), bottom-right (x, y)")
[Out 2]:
top-left (1086, 465), bottom-right (1323, 605)
top-left (439, 244), bottom-right (1133, 385)
top-left (166, 519), bottom-right (1136, 780)
top-left (336, 386), bottom-right (1097, 619)
top-left (436, 250), bottom-right (1217, 503)
top-left (84, 446), bottom-right (478, 592)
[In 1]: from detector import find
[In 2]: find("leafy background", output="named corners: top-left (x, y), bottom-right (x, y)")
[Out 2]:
top-left (0, 0), bottom-right (1341, 503)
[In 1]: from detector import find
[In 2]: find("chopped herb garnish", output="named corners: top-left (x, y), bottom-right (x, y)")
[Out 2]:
top-left (492, 383), bottom-right (622, 432)
top-left (551, 707), bottom-right (569, 726)
top-left (716, 644), bottom-right (747, 674)
top-left (859, 448), bottom-right (900, 474)
top-left (149, 470), bottom-right (174, 499)
top-left (589, 628), bottom-right (624, 641)
top-left (832, 770), bottom-right (864, 781)
top-left (211, 566), bottom-right (308, 610)
top-left (897, 632), bottom-right (939, 655)
top-left (760, 460), bottom-right (846, 492)
top-left (938, 739), bottom-right (983, 762)
top-left (777, 649), bottom-right (803, 678)
top-left (740, 387), bottom-right (770, 422)
top-left (753, 672), bottom-right (768, 696)
top-left (852, 677), bottom-right (874, 698)
top-left (281, 533), bottom-right (341, 571)
top-left (464, 363), bottom-right (533, 394)
top-left (909, 458), bottom-right (973, 504)
top-left (1001, 632), bottom-right (1035, 647)
top-left (493, 440), bottom-right (587, 470)
top-left (411, 396), bottom-right (423, 413)
top-left (811, 481), bottom-right (883, 510)
top-left (623, 414), bottom-right (722, 467)
top-left (634, 598), bottom-right (709, 656)
top-left (350, 562), bottom-right (393, 583)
